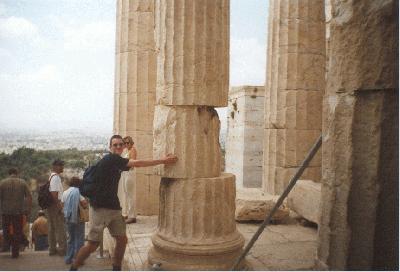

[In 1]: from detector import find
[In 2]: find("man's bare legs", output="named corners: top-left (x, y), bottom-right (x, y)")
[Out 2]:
top-left (71, 241), bottom-right (99, 270)
top-left (112, 235), bottom-right (128, 269)
top-left (70, 236), bottom-right (127, 270)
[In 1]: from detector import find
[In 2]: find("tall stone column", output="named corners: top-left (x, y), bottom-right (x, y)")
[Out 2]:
top-left (148, 0), bottom-right (245, 270)
top-left (316, 0), bottom-right (398, 270)
top-left (113, 0), bottom-right (160, 215)
top-left (263, 0), bottom-right (325, 195)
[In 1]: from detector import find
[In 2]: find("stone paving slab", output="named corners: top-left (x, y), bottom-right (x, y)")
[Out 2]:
top-left (239, 224), bottom-right (317, 270)
top-left (123, 215), bottom-right (157, 270)
top-left (123, 215), bottom-right (317, 271)
top-left (0, 249), bottom-right (112, 271)
top-left (0, 215), bottom-right (317, 271)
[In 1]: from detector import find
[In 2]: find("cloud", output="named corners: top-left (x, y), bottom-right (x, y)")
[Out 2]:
top-left (0, 47), bottom-right (12, 59)
top-left (63, 21), bottom-right (115, 51)
top-left (0, 2), bottom-right (6, 16)
top-left (0, 62), bottom-right (114, 132)
top-left (0, 15), bottom-right (49, 48)
top-left (230, 37), bottom-right (266, 87)
top-left (0, 16), bottom-right (38, 40)
top-left (0, 64), bottom-right (62, 129)
top-left (0, 64), bottom-right (58, 86)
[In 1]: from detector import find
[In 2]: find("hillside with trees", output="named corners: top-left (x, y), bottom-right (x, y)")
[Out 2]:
top-left (0, 147), bottom-right (103, 222)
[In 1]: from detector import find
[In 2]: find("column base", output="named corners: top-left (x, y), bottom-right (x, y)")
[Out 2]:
top-left (314, 258), bottom-right (329, 270)
top-left (148, 233), bottom-right (246, 270)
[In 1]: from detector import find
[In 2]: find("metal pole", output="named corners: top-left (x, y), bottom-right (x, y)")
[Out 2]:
top-left (231, 135), bottom-right (322, 270)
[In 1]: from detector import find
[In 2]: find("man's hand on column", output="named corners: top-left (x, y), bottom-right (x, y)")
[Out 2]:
top-left (162, 154), bottom-right (178, 165)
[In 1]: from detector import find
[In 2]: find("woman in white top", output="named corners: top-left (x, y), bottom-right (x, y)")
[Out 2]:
top-left (118, 136), bottom-right (137, 224)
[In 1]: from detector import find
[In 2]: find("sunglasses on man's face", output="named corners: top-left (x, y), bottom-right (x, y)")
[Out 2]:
top-left (112, 143), bottom-right (124, 147)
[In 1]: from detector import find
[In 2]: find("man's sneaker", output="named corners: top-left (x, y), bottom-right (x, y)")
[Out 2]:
top-left (125, 218), bottom-right (137, 224)
top-left (112, 265), bottom-right (121, 271)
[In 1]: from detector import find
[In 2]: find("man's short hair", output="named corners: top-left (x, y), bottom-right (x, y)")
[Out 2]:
top-left (8, 168), bottom-right (18, 175)
top-left (52, 159), bottom-right (65, 166)
top-left (109, 134), bottom-right (123, 147)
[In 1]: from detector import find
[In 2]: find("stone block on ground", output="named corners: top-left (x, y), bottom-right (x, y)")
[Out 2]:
top-left (263, 164), bottom-right (321, 195)
top-left (287, 180), bottom-right (321, 225)
top-left (235, 188), bottom-right (289, 222)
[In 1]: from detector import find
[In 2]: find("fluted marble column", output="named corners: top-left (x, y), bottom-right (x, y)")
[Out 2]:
top-left (316, 0), bottom-right (398, 270)
top-left (263, 0), bottom-right (325, 195)
top-left (113, 0), bottom-right (160, 215)
top-left (150, 174), bottom-right (244, 270)
top-left (148, 0), bottom-right (245, 270)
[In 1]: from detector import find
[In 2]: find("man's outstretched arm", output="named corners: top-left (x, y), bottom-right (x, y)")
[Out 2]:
top-left (126, 154), bottom-right (178, 168)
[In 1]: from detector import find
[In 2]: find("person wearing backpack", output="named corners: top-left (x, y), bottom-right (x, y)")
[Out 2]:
top-left (70, 135), bottom-right (178, 271)
top-left (0, 168), bottom-right (32, 258)
top-left (45, 159), bottom-right (67, 256)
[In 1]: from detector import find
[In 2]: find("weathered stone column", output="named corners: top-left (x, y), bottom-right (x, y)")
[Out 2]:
top-left (148, 0), bottom-right (245, 270)
top-left (263, 0), bottom-right (325, 195)
top-left (113, 0), bottom-right (160, 215)
top-left (324, 0), bottom-right (332, 73)
top-left (225, 86), bottom-right (265, 188)
top-left (316, 1), bottom-right (398, 270)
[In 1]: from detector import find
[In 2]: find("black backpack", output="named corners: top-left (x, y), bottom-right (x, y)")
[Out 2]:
top-left (38, 174), bottom-right (57, 209)
top-left (79, 164), bottom-right (98, 198)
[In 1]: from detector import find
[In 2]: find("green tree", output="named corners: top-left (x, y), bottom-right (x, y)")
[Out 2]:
top-left (0, 147), bottom-right (103, 222)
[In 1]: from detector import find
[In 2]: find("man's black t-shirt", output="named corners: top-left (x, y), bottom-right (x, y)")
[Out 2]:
top-left (90, 153), bottom-right (130, 210)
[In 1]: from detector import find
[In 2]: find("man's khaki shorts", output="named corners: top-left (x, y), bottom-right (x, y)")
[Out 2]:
top-left (87, 206), bottom-right (126, 242)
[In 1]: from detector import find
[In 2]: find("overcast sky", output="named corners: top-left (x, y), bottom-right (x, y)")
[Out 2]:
top-left (0, 0), bottom-right (268, 133)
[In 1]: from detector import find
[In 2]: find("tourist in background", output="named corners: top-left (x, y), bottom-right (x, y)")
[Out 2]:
top-left (46, 159), bottom-right (67, 256)
top-left (62, 177), bottom-right (87, 265)
top-left (0, 168), bottom-right (32, 258)
top-left (31, 210), bottom-right (49, 251)
top-left (119, 136), bottom-right (137, 224)
top-left (20, 215), bottom-right (30, 250)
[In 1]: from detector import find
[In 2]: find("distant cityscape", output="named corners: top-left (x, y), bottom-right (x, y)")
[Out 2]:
top-left (0, 130), bottom-right (110, 154)
top-left (0, 129), bottom-right (227, 154)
